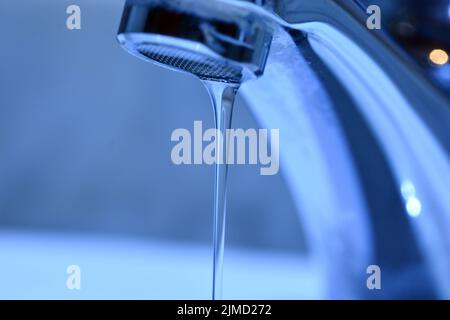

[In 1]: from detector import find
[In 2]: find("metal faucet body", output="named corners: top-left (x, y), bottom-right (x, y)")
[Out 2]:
top-left (118, 0), bottom-right (450, 299)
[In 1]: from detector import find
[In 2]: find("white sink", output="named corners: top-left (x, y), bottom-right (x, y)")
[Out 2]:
top-left (0, 230), bottom-right (322, 299)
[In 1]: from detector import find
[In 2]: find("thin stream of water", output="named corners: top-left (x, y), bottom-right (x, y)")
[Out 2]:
top-left (203, 81), bottom-right (239, 300)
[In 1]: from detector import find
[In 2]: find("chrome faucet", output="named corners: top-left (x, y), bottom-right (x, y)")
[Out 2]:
top-left (118, 0), bottom-right (450, 299)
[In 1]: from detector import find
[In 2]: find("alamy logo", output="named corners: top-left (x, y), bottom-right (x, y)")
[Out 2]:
top-left (66, 265), bottom-right (81, 290)
top-left (171, 121), bottom-right (280, 176)
top-left (366, 265), bottom-right (381, 290)
top-left (66, 5), bottom-right (81, 30)
top-left (366, 5), bottom-right (381, 30)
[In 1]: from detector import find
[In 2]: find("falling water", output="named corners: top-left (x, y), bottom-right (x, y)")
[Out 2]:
top-left (203, 81), bottom-right (239, 300)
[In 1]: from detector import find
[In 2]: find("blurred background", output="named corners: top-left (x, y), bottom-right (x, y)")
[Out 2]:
top-left (0, 0), bottom-right (449, 299)
top-left (361, 0), bottom-right (450, 93)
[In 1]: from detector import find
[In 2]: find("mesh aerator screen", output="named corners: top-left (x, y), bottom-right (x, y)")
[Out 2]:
top-left (137, 43), bottom-right (243, 83)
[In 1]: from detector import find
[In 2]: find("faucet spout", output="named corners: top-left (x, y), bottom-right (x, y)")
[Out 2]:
top-left (118, 0), bottom-right (274, 84)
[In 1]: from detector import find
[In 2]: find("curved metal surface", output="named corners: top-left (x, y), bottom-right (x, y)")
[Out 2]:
top-left (265, 0), bottom-right (450, 298)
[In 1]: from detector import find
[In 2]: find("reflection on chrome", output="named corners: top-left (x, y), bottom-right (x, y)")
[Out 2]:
top-left (401, 180), bottom-right (422, 218)
top-left (406, 197), bottom-right (422, 218)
